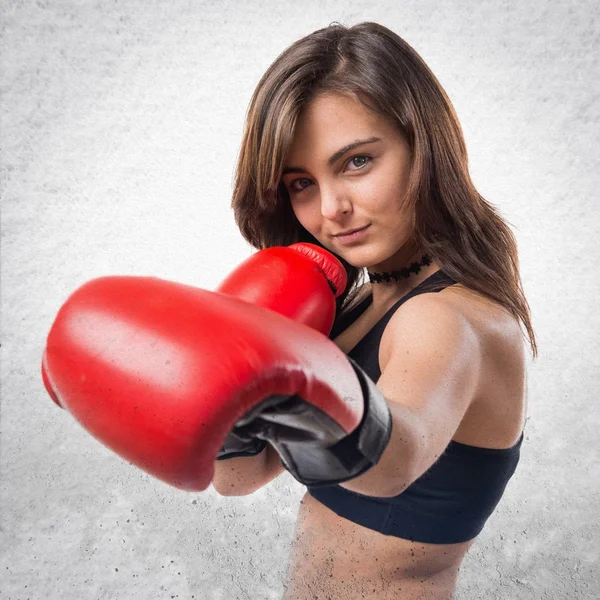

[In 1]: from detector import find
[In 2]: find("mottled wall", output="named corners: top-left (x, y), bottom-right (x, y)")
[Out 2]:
top-left (1, 1), bottom-right (598, 598)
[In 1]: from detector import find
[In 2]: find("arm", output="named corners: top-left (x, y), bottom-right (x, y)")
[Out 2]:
top-left (338, 295), bottom-right (481, 497)
top-left (212, 443), bottom-right (286, 496)
top-left (213, 298), bottom-right (479, 499)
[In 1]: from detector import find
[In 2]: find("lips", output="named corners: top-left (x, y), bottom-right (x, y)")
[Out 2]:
top-left (334, 225), bottom-right (369, 237)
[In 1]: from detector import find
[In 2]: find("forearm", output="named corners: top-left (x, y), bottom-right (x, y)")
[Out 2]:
top-left (212, 443), bottom-right (285, 496)
top-left (338, 400), bottom-right (423, 498)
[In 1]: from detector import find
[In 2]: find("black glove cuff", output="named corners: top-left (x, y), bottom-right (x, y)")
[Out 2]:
top-left (276, 357), bottom-right (393, 487)
top-left (216, 435), bottom-right (268, 461)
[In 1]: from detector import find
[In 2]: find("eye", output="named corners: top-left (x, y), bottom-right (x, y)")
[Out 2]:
top-left (285, 154), bottom-right (373, 196)
top-left (346, 155), bottom-right (372, 171)
top-left (288, 177), bottom-right (313, 194)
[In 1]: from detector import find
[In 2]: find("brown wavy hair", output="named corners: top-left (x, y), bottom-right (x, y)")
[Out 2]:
top-left (231, 21), bottom-right (538, 358)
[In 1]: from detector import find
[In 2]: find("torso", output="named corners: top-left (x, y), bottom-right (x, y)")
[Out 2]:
top-left (282, 279), bottom-right (527, 600)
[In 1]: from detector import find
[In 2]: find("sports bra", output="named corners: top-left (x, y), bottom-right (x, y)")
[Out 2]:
top-left (307, 269), bottom-right (523, 544)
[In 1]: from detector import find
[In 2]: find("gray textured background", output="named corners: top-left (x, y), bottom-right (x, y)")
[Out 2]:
top-left (1, 1), bottom-right (599, 598)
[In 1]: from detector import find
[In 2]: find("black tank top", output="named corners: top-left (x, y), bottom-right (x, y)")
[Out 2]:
top-left (307, 269), bottom-right (523, 544)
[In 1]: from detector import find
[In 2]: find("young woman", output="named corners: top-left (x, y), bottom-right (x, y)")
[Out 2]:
top-left (213, 21), bottom-right (536, 600)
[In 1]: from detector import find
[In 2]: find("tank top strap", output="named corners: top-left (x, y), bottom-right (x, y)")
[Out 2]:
top-left (373, 269), bottom-right (457, 333)
top-left (333, 270), bottom-right (457, 381)
top-left (329, 269), bottom-right (456, 341)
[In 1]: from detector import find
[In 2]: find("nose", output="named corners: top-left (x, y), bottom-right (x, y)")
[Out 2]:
top-left (319, 184), bottom-right (351, 221)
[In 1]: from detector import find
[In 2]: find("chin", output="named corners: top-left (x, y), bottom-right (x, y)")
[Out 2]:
top-left (338, 246), bottom-right (382, 267)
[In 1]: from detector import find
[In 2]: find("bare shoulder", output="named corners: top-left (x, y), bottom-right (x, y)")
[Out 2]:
top-left (438, 284), bottom-right (525, 354)
top-left (443, 285), bottom-right (527, 445)
top-left (379, 285), bottom-right (482, 369)
top-left (414, 283), bottom-right (527, 378)
top-left (379, 283), bottom-right (527, 448)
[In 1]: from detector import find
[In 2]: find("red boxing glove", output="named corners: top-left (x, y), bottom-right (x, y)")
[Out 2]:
top-left (42, 277), bottom-right (391, 490)
top-left (44, 242), bottom-right (344, 413)
top-left (216, 242), bottom-right (347, 335)
top-left (42, 243), bottom-right (349, 487)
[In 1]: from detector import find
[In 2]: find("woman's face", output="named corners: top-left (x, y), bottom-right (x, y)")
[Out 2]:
top-left (281, 92), bottom-right (417, 272)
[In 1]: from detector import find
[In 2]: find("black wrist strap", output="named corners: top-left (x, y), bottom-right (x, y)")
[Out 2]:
top-left (275, 357), bottom-right (393, 487)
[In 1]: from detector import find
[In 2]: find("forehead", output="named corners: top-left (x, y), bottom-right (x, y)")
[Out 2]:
top-left (286, 93), bottom-right (394, 160)
top-left (298, 92), bottom-right (379, 125)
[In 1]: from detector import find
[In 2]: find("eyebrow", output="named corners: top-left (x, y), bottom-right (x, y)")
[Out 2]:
top-left (281, 137), bottom-right (382, 176)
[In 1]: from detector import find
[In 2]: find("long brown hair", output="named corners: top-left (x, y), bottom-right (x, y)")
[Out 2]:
top-left (231, 21), bottom-right (538, 358)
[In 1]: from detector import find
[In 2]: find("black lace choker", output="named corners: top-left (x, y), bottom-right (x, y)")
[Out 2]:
top-left (368, 254), bottom-right (432, 284)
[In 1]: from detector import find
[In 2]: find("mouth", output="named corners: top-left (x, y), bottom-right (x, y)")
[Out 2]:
top-left (334, 225), bottom-right (370, 237)
top-left (333, 224), bottom-right (371, 244)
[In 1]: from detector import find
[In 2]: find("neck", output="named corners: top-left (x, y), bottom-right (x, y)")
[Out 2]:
top-left (366, 252), bottom-right (440, 311)
top-left (367, 253), bottom-right (433, 284)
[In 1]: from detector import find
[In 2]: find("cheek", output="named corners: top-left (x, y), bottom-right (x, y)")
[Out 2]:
top-left (290, 202), bottom-right (319, 234)
top-left (372, 180), bottom-right (409, 216)
top-left (289, 201), bottom-right (304, 223)
top-left (370, 161), bottom-right (410, 204)
top-left (292, 199), bottom-right (320, 226)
